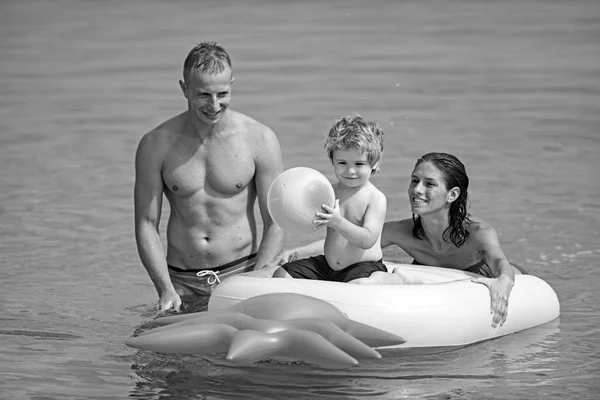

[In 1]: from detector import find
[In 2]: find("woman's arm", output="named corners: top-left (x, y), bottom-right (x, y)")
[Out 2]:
top-left (381, 220), bottom-right (399, 249)
top-left (471, 225), bottom-right (515, 328)
top-left (381, 219), bottom-right (415, 249)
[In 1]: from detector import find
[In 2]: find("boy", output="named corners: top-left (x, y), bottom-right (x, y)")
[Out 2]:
top-left (273, 115), bottom-right (387, 282)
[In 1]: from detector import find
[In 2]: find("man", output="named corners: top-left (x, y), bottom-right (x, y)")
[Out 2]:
top-left (134, 41), bottom-right (284, 312)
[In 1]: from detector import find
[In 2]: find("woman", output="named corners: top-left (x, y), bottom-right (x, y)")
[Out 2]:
top-left (364, 152), bottom-right (520, 328)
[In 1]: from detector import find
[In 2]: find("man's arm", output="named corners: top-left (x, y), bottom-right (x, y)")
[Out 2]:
top-left (253, 126), bottom-right (285, 270)
top-left (134, 132), bottom-right (181, 311)
top-left (266, 239), bottom-right (326, 267)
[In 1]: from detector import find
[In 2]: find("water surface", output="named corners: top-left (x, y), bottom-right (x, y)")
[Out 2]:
top-left (1, 0), bottom-right (599, 399)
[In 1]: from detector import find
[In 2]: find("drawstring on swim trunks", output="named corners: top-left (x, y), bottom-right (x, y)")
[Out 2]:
top-left (196, 270), bottom-right (221, 285)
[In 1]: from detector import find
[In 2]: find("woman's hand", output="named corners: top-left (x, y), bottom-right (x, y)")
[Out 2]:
top-left (472, 274), bottom-right (514, 328)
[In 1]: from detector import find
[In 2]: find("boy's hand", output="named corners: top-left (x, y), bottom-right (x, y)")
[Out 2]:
top-left (314, 199), bottom-right (342, 229)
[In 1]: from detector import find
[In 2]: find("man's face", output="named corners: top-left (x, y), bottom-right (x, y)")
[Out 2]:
top-left (181, 67), bottom-right (233, 125)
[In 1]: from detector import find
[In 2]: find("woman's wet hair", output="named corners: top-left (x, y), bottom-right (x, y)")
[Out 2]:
top-left (412, 152), bottom-right (472, 247)
top-left (183, 41), bottom-right (232, 82)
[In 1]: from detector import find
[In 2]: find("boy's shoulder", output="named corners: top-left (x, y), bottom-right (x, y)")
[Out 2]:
top-left (343, 181), bottom-right (386, 203)
top-left (334, 181), bottom-right (386, 206)
top-left (365, 181), bottom-right (386, 202)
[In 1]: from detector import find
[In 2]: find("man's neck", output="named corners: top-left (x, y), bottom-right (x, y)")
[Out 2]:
top-left (185, 110), bottom-right (228, 139)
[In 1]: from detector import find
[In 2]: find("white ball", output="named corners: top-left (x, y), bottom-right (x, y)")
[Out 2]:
top-left (267, 167), bottom-right (335, 235)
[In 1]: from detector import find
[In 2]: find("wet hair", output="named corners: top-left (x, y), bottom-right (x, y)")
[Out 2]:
top-left (183, 41), bottom-right (232, 83)
top-left (324, 115), bottom-right (385, 172)
top-left (412, 152), bottom-right (472, 247)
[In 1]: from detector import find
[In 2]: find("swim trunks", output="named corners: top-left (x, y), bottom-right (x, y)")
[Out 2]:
top-left (282, 255), bottom-right (387, 283)
top-left (168, 253), bottom-right (257, 311)
top-left (411, 259), bottom-right (528, 277)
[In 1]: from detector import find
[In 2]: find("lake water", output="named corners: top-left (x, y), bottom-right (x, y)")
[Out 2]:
top-left (1, 0), bottom-right (599, 399)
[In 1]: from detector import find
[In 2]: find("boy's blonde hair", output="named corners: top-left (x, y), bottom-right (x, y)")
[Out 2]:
top-left (324, 115), bottom-right (385, 172)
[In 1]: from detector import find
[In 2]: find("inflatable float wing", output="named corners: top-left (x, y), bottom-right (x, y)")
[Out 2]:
top-left (125, 293), bottom-right (406, 369)
top-left (128, 311), bottom-right (383, 360)
top-left (226, 329), bottom-right (358, 369)
top-left (209, 263), bottom-right (560, 352)
top-left (126, 323), bottom-right (237, 355)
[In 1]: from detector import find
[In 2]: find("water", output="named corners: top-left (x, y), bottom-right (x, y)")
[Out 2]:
top-left (1, 0), bottom-right (599, 398)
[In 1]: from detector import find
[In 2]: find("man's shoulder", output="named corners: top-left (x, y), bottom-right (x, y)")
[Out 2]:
top-left (229, 110), bottom-right (275, 136)
top-left (136, 114), bottom-right (187, 163)
top-left (227, 111), bottom-right (280, 160)
top-left (139, 113), bottom-right (185, 145)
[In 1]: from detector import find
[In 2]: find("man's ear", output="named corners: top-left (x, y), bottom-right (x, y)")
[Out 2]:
top-left (447, 187), bottom-right (460, 203)
top-left (179, 80), bottom-right (188, 98)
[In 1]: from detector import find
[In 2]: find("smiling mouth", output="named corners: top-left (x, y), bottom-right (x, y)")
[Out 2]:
top-left (411, 198), bottom-right (427, 205)
top-left (203, 110), bottom-right (221, 117)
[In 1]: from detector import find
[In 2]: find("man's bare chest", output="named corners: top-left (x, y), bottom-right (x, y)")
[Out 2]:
top-left (162, 146), bottom-right (255, 197)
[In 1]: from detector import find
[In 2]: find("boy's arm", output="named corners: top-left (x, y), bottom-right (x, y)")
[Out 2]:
top-left (319, 192), bottom-right (387, 249)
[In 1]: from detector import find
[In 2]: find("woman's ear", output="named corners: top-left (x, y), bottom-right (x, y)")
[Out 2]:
top-left (447, 187), bottom-right (460, 203)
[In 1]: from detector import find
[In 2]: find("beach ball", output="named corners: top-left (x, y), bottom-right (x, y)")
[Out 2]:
top-left (267, 167), bottom-right (335, 235)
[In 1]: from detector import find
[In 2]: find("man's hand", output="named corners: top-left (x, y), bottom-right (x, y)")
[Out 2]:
top-left (264, 249), bottom-right (300, 268)
top-left (157, 290), bottom-right (182, 312)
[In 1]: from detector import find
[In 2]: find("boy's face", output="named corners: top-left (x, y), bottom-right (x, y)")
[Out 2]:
top-left (331, 149), bottom-right (375, 188)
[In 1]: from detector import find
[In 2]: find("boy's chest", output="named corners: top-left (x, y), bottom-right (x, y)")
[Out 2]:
top-left (339, 195), bottom-right (369, 225)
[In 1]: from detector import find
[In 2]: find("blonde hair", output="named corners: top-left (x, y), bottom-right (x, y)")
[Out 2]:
top-left (183, 41), bottom-right (232, 83)
top-left (324, 115), bottom-right (384, 172)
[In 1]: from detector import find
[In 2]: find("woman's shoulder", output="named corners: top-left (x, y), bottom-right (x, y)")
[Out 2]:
top-left (465, 216), bottom-right (499, 242)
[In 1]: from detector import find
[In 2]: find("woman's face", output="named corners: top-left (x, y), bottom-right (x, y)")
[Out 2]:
top-left (407, 161), bottom-right (452, 216)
